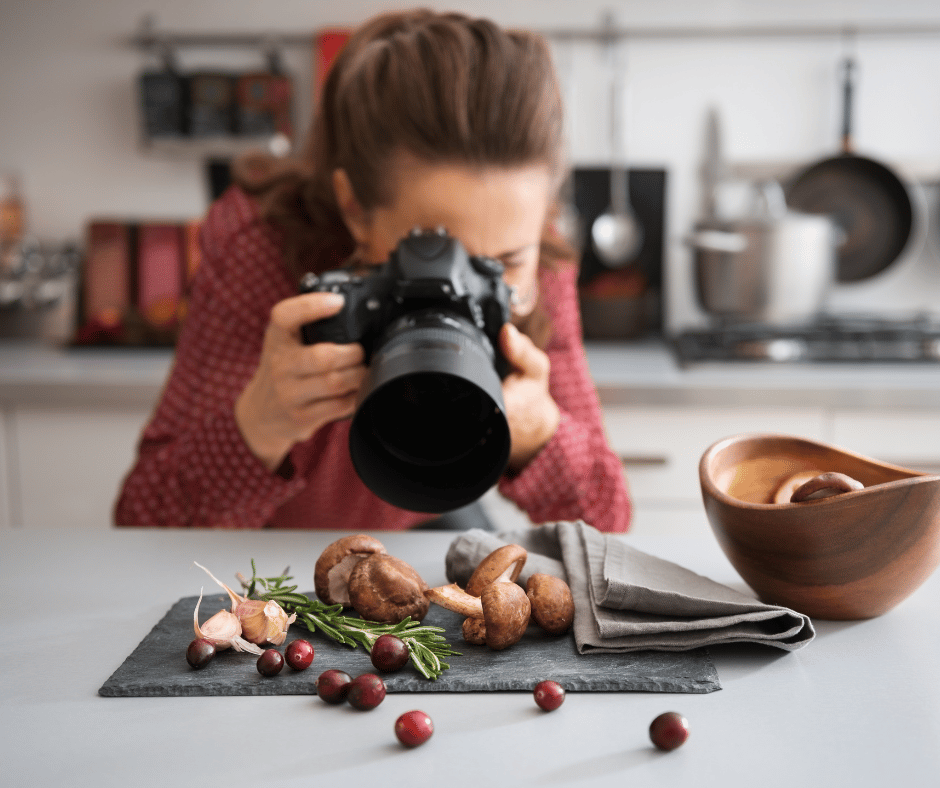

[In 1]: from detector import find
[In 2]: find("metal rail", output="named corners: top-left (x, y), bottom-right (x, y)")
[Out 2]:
top-left (130, 20), bottom-right (940, 51)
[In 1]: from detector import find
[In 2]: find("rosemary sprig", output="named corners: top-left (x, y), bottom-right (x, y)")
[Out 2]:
top-left (239, 560), bottom-right (459, 680)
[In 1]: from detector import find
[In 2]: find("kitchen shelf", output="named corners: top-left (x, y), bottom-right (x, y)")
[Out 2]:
top-left (129, 20), bottom-right (940, 51)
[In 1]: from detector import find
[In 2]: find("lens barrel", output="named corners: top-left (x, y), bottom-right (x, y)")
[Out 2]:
top-left (349, 310), bottom-right (511, 513)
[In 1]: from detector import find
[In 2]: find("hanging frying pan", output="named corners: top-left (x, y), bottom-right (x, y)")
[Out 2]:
top-left (786, 57), bottom-right (915, 283)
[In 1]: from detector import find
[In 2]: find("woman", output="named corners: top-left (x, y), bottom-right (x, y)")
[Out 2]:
top-left (115, 9), bottom-right (631, 532)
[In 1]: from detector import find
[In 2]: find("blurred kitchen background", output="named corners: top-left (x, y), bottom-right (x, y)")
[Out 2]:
top-left (2, 0), bottom-right (940, 532)
top-left (2, 0), bottom-right (940, 345)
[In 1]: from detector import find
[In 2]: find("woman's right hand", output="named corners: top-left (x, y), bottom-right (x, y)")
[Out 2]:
top-left (235, 291), bottom-right (368, 472)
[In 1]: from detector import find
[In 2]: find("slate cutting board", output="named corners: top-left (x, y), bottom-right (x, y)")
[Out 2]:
top-left (99, 592), bottom-right (720, 697)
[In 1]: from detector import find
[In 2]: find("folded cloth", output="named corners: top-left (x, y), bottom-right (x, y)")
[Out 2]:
top-left (445, 521), bottom-right (815, 654)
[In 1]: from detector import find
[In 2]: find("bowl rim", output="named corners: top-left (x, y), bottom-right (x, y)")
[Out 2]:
top-left (698, 432), bottom-right (939, 510)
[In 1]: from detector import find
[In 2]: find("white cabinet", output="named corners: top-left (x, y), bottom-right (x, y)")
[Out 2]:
top-left (830, 410), bottom-right (940, 473)
top-left (602, 406), bottom-right (828, 508)
top-left (12, 405), bottom-right (151, 529)
top-left (0, 409), bottom-right (11, 529)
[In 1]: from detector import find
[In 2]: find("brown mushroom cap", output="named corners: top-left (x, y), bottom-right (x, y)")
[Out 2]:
top-left (526, 573), bottom-right (575, 635)
top-left (314, 534), bottom-right (387, 606)
top-left (481, 580), bottom-right (531, 650)
top-left (466, 544), bottom-right (528, 597)
top-left (348, 554), bottom-right (430, 624)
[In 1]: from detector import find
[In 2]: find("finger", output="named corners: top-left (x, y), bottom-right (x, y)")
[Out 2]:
top-left (269, 291), bottom-right (346, 335)
top-left (294, 391), bottom-right (360, 434)
top-left (294, 341), bottom-right (366, 377)
top-left (500, 323), bottom-right (549, 378)
top-left (282, 364), bottom-right (369, 405)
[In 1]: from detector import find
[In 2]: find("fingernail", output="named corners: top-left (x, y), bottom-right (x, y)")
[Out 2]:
top-left (322, 292), bottom-right (345, 307)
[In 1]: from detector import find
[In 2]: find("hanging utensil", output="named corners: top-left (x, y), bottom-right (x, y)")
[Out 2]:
top-left (591, 25), bottom-right (643, 268)
top-left (786, 55), bottom-right (915, 282)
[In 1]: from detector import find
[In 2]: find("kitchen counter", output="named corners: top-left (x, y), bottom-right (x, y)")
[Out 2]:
top-left (1, 520), bottom-right (938, 788)
top-left (2, 339), bottom-right (939, 409)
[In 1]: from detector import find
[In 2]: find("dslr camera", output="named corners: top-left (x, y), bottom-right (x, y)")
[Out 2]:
top-left (300, 227), bottom-right (515, 513)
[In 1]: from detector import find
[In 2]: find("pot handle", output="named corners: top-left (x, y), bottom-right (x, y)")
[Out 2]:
top-left (686, 229), bottom-right (748, 253)
top-left (753, 180), bottom-right (789, 221)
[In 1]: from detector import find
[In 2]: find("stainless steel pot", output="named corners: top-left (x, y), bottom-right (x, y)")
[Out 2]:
top-left (690, 181), bottom-right (839, 326)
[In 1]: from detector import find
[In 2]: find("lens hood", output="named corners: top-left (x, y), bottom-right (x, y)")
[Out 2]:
top-left (349, 310), bottom-right (511, 513)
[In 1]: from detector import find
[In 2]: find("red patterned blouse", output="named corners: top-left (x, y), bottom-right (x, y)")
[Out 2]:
top-left (114, 188), bottom-right (632, 532)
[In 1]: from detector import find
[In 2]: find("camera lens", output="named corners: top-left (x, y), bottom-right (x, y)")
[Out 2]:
top-left (349, 311), bottom-right (511, 513)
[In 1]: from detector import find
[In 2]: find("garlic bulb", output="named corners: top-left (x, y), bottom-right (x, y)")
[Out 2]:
top-left (192, 588), bottom-right (263, 654)
top-left (194, 562), bottom-right (296, 646)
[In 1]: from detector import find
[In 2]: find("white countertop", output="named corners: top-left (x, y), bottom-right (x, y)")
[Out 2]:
top-left (2, 338), bottom-right (939, 409)
top-left (1, 520), bottom-right (938, 788)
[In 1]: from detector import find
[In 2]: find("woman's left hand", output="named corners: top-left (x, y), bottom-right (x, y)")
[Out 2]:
top-left (499, 323), bottom-right (561, 471)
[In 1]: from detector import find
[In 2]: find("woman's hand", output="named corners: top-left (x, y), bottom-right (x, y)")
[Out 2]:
top-left (499, 323), bottom-right (561, 472)
top-left (235, 292), bottom-right (368, 472)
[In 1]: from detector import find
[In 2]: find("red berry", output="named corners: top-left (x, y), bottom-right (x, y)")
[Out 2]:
top-left (533, 680), bottom-right (565, 711)
top-left (256, 649), bottom-right (284, 677)
top-left (186, 638), bottom-right (216, 669)
top-left (316, 669), bottom-right (352, 704)
top-left (371, 634), bottom-right (410, 672)
top-left (346, 673), bottom-right (386, 710)
top-left (395, 710), bottom-right (434, 747)
top-left (285, 639), bottom-right (315, 670)
top-left (649, 712), bottom-right (690, 751)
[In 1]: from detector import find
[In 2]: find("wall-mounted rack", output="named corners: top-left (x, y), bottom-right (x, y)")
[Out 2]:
top-left (130, 18), bottom-right (940, 50)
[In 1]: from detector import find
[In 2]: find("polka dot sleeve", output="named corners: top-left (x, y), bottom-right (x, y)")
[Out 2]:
top-left (114, 189), bottom-right (307, 528)
top-left (497, 264), bottom-right (632, 533)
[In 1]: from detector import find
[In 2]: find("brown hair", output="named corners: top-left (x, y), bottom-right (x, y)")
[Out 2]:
top-left (234, 9), bottom-right (575, 346)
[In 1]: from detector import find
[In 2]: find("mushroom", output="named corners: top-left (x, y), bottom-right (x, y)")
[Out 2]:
top-left (426, 578), bottom-right (531, 650)
top-left (347, 553), bottom-right (430, 624)
top-left (790, 472), bottom-right (864, 503)
top-left (465, 544), bottom-right (528, 597)
top-left (526, 573), bottom-right (575, 635)
top-left (461, 616), bottom-right (487, 645)
top-left (314, 534), bottom-right (387, 606)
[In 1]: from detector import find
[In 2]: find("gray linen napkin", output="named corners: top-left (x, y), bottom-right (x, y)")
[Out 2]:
top-left (445, 521), bottom-right (815, 654)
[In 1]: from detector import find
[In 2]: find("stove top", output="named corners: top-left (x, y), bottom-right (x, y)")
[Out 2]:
top-left (674, 315), bottom-right (940, 364)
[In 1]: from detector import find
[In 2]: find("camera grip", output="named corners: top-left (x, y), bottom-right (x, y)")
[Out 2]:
top-left (300, 314), bottom-right (353, 346)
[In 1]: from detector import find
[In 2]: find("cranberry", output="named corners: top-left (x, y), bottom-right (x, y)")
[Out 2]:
top-left (285, 639), bottom-right (315, 671)
top-left (346, 673), bottom-right (386, 710)
top-left (256, 649), bottom-right (284, 677)
top-left (533, 680), bottom-right (565, 711)
top-left (395, 710), bottom-right (434, 747)
top-left (316, 669), bottom-right (352, 704)
top-left (371, 634), bottom-right (410, 672)
top-left (186, 638), bottom-right (216, 669)
top-left (649, 712), bottom-right (690, 751)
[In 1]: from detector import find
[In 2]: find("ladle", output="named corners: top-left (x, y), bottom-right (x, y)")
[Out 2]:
top-left (591, 28), bottom-right (643, 267)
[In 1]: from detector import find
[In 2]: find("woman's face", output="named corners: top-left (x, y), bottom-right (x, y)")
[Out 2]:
top-left (333, 157), bottom-right (555, 318)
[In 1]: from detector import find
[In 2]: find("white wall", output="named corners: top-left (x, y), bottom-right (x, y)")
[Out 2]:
top-left (2, 0), bottom-right (939, 331)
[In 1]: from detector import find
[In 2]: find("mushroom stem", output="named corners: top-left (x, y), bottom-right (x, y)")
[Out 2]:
top-left (425, 584), bottom-right (484, 619)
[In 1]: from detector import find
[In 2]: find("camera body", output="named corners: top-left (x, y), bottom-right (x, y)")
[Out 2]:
top-left (300, 227), bottom-right (514, 376)
top-left (298, 228), bottom-right (516, 514)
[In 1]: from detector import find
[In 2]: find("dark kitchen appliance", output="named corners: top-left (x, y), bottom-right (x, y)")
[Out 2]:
top-left (786, 57), bottom-right (915, 282)
top-left (574, 167), bottom-right (666, 337)
top-left (674, 314), bottom-right (940, 365)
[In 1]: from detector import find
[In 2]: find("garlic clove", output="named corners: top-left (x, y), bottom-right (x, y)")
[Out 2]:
top-left (193, 587), bottom-right (263, 655)
top-left (195, 562), bottom-right (296, 647)
top-left (236, 598), bottom-right (297, 646)
top-left (194, 561), bottom-right (246, 609)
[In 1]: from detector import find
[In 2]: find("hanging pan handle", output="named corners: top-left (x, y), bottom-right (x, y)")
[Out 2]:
top-left (840, 57), bottom-right (855, 154)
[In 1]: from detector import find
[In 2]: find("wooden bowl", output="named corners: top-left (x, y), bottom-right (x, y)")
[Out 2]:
top-left (699, 433), bottom-right (940, 619)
